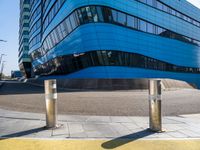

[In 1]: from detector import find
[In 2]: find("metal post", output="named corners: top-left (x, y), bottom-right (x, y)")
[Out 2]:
top-left (45, 79), bottom-right (57, 128)
top-left (149, 79), bottom-right (162, 132)
top-left (0, 61), bottom-right (5, 80)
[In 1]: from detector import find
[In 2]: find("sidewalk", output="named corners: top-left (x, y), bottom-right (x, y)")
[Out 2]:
top-left (1, 108), bottom-right (200, 139)
top-left (1, 108), bottom-right (200, 149)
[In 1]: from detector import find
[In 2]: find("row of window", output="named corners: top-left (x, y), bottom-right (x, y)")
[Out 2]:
top-left (23, 23), bottom-right (29, 27)
top-left (43, 0), bottom-right (51, 13)
top-left (30, 19), bottom-right (41, 37)
top-left (137, 0), bottom-right (200, 28)
top-left (18, 46), bottom-right (29, 57)
top-left (29, 34), bottom-right (41, 48)
top-left (23, 15), bottom-right (29, 20)
top-left (30, 5), bottom-right (41, 26)
top-left (34, 50), bottom-right (200, 76)
top-left (31, 5), bottom-right (200, 61)
top-left (43, 0), bottom-right (66, 33)
top-left (30, 0), bottom-right (40, 12)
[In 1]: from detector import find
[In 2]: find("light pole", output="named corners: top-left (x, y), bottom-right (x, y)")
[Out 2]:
top-left (0, 39), bottom-right (7, 80)
top-left (0, 61), bottom-right (6, 80)
top-left (0, 54), bottom-right (6, 67)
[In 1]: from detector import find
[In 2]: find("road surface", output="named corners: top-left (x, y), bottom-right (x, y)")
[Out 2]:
top-left (0, 80), bottom-right (200, 116)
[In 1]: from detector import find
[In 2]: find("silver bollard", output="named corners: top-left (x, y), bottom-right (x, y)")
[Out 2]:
top-left (148, 79), bottom-right (162, 132)
top-left (45, 79), bottom-right (57, 128)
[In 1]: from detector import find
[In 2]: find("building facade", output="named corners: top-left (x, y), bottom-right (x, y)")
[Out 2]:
top-left (19, 0), bottom-right (32, 78)
top-left (20, 0), bottom-right (200, 87)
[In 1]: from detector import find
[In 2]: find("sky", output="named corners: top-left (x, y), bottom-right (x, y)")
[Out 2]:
top-left (0, 0), bottom-right (199, 76)
top-left (0, 0), bottom-right (19, 76)
top-left (187, 0), bottom-right (200, 9)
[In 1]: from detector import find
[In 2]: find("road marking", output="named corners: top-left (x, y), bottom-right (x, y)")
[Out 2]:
top-left (0, 139), bottom-right (200, 150)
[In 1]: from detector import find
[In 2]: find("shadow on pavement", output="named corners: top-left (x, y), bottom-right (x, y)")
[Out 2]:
top-left (0, 115), bottom-right (43, 121)
top-left (0, 81), bottom-right (44, 95)
top-left (0, 127), bottom-right (47, 139)
top-left (102, 129), bottom-right (155, 149)
top-left (0, 81), bottom-right (68, 95)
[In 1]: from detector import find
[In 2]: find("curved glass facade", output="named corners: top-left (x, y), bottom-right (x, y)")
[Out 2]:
top-left (19, 0), bottom-right (200, 87)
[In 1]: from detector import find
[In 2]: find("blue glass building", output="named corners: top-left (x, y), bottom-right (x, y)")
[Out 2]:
top-left (20, 0), bottom-right (200, 87)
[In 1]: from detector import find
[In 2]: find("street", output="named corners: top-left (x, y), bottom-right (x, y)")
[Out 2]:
top-left (0, 80), bottom-right (200, 116)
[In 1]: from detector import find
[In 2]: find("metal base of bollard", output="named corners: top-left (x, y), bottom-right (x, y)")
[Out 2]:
top-left (147, 128), bottom-right (165, 133)
top-left (44, 123), bottom-right (64, 130)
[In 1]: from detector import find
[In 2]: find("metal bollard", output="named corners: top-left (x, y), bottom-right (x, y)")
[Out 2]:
top-left (148, 79), bottom-right (162, 132)
top-left (45, 79), bottom-right (57, 128)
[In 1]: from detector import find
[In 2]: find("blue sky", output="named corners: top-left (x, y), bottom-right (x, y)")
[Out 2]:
top-left (0, 0), bottom-right (199, 76)
top-left (0, 0), bottom-right (19, 75)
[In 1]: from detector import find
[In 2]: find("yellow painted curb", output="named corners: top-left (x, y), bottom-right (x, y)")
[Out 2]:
top-left (0, 139), bottom-right (200, 150)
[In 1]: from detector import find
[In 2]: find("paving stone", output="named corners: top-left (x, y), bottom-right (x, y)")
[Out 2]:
top-left (85, 131), bottom-right (104, 138)
top-left (52, 124), bottom-right (69, 138)
top-left (121, 122), bottom-right (142, 130)
top-left (68, 123), bottom-right (84, 135)
top-left (69, 132), bottom-right (88, 138)
top-left (179, 129), bottom-right (200, 138)
top-left (167, 131), bottom-right (189, 138)
top-left (86, 116), bottom-right (111, 123)
top-left (58, 115), bottom-right (88, 122)
top-left (110, 116), bottom-right (133, 123)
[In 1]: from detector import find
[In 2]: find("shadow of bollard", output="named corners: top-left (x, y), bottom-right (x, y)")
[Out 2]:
top-left (102, 129), bottom-right (155, 149)
top-left (0, 127), bottom-right (47, 139)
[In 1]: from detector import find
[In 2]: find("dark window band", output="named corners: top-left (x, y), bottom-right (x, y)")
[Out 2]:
top-left (136, 0), bottom-right (200, 28)
top-left (34, 50), bottom-right (200, 76)
top-left (31, 5), bottom-right (200, 61)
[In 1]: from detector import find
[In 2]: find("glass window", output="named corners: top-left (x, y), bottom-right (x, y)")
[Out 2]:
top-left (76, 9), bottom-right (84, 24)
top-left (85, 6), bottom-right (93, 22)
top-left (60, 22), bottom-right (68, 37)
top-left (55, 28), bottom-right (62, 42)
top-left (81, 7), bottom-right (89, 23)
top-left (171, 9), bottom-right (176, 15)
top-left (111, 9), bottom-right (117, 23)
top-left (139, 0), bottom-right (146, 3)
top-left (147, 23), bottom-right (154, 33)
top-left (176, 11), bottom-right (182, 18)
top-left (134, 18), bottom-right (139, 29)
top-left (103, 7), bottom-right (112, 22)
top-left (52, 30), bottom-right (59, 44)
top-left (49, 33), bottom-right (56, 46)
top-left (127, 15), bottom-right (135, 28)
top-left (96, 6), bottom-right (104, 22)
top-left (156, 1), bottom-right (163, 10)
top-left (157, 27), bottom-right (166, 35)
top-left (69, 14), bottom-right (77, 30)
top-left (65, 18), bottom-right (72, 33)
top-left (162, 5), bottom-right (168, 12)
top-left (73, 11), bottom-right (80, 25)
top-left (90, 6), bottom-right (98, 22)
top-left (139, 20), bottom-right (147, 32)
top-left (147, 0), bottom-right (154, 6)
top-left (117, 12), bottom-right (126, 25)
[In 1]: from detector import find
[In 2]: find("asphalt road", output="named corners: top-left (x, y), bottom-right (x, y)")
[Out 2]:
top-left (0, 80), bottom-right (200, 116)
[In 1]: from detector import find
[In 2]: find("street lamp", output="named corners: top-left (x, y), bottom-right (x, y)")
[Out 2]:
top-left (0, 61), bottom-right (6, 80)
top-left (0, 54), bottom-right (6, 67)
